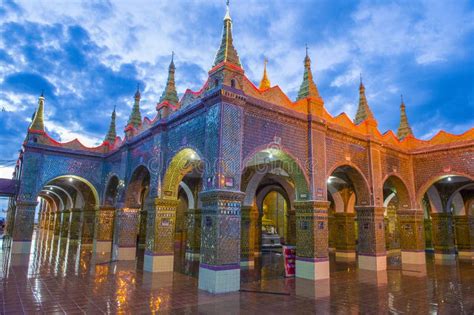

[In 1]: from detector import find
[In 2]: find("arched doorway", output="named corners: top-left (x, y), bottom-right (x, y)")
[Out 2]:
top-left (144, 147), bottom-right (203, 274)
top-left (241, 147), bottom-right (306, 281)
top-left (420, 175), bottom-right (474, 261)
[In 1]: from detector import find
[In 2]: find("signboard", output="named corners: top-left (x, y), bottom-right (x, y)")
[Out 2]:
top-left (282, 245), bottom-right (296, 277)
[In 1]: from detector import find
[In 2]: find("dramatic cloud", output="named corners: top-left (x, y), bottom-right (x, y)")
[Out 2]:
top-left (0, 0), bottom-right (473, 178)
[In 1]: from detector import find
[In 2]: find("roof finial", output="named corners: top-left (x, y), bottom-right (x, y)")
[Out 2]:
top-left (400, 94), bottom-right (404, 105)
top-left (224, 0), bottom-right (231, 20)
top-left (360, 73), bottom-right (362, 84)
top-left (171, 51), bottom-right (174, 62)
top-left (305, 44), bottom-right (308, 57)
top-left (397, 95), bottom-right (413, 140)
top-left (354, 80), bottom-right (375, 125)
top-left (259, 56), bottom-right (271, 90)
top-left (40, 89), bottom-right (44, 98)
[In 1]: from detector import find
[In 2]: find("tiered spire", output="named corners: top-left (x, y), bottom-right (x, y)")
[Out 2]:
top-left (105, 106), bottom-right (117, 143)
top-left (354, 75), bottom-right (375, 124)
top-left (259, 57), bottom-right (271, 90)
top-left (296, 46), bottom-right (321, 100)
top-left (128, 85), bottom-right (142, 128)
top-left (159, 52), bottom-right (179, 107)
top-left (30, 91), bottom-right (45, 131)
top-left (212, 0), bottom-right (242, 68)
top-left (397, 95), bottom-right (413, 140)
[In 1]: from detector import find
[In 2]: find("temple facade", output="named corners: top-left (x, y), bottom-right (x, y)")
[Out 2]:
top-left (3, 3), bottom-right (474, 294)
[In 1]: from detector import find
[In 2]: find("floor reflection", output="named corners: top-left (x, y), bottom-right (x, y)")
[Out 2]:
top-left (0, 229), bottom-right (473, 313)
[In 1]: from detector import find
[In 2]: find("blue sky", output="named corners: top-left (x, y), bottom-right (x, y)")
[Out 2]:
top-left (0, 0), bottom-right (473, 183)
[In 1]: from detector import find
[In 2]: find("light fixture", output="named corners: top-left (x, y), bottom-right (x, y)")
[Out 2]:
top-left (69, 177), bottom-right (73, 182)
top-left (327, 177), bottom-right (331, 183)
top-left (190, 152), bottom-right (196, 160)
top-left (268, 152), bottom-right (273, 159)
top-left (447, 177), bottom-right (452, 182)
top-left (49, 187), bottom-right (53, 190)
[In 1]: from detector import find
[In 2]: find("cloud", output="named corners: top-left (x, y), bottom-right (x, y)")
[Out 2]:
top-left (0, 0), bottom-right (472, 169)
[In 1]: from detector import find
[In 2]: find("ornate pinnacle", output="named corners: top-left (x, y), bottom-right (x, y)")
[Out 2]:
top-left (354, 77), bottom-right (376, 124)
top-left (259, 57), bottom-right (271, 90)
top-left (397, 95), bottom-right (413, 140)
top-left (30, 92), bottom-right (45, 131)
top-left (105, 106), bottom-right (117, 143)
top-left (128, 87), bottom-right (142, 128)
top-left (296, 47), bottom-right (320, 101)
top-left (159, 52), bottom-right (179, 107)
top-left (213, 0), bottom-right (241, 68)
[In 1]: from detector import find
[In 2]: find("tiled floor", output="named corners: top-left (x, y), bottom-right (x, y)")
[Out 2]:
top-left (1, 230), bottom-right (473, 314)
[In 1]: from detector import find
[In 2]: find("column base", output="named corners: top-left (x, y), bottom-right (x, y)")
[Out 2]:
top-left (116, 247), bottom-right (136, 260)
top-left (94, 241), bottom-right (112, 253)
top-left (434, 253), bottom-right (456, 261)
top-left (144, 254), bottom-right (174, 272)
top-left (295, 258), bottom-right (330, 280)
top-left (401, 251), bottom-right (426, 265)
top-left (11, 241), bottom-right (31, 254)
top-left (358, 255), bottom-right (387, 271)
top-left (458, 250), bottom-right (474, 260)
top-left (335, 250), bottom-right (356, 261)
top-left (198, 264), bottom-right (240, 293)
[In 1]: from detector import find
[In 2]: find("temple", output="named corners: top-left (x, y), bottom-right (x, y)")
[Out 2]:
top-left (2, 2), bottom-right (473, 295)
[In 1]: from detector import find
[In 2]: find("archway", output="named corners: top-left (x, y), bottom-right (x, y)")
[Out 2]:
top-left (122, 165), bottom-right (150, 262)
top-left (33, 175), bottom-right (99, 258)
top-left (419, 175), bottom-right (474, 260)
top-left (240, 148), bottom-right (305, 281)
top-left (382, 175), bottom-right (412, 256)
top-left (327, 164), bottom-right (371, 262)
top-left (145, 147), bottom-right (203, 274)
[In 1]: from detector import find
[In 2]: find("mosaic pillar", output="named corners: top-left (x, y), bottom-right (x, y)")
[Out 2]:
top-left (430, 212), bottom-right (456, 260)
top-left (240, 205), bottom-right (258, 266)
top-left (294, 200), bottom-right (330, 280)
top-left (355, 206), bottom-right (387, 271)
top-left (113, 207), bottom-right (140, 260)
top-left (254, 212), bottom-right (262, 255)
top-left (81, 209), bottom-right (96, 246)
top-left (198, 190), bottom-right (244, 294)
top-left (138, 210), bottom-right (148, 248)
top-left (454, 215), bottom-right (473, 260)
top-left (143, 198), bottom-right (178, 272)
top-left (5, 201), bottom-right (17, 238)
top-left (334, 212), bottom-right (356, 259)
top-left (398, 210), bottom-right (426, 265)
top-left (186, 208), bottom-right (202, 260)
top-left (93, 206), bottom-right (115, 253)
top-left (53, 212), bottom-right (61, 236)
top-left (424, 218), bottom-right (433, 250)
top-left (328, 213), bottom-right (336, 250)
top-left (68, 208), bottom-right (83, 241)
top-left (11, 201), bottom-right (37, 254)
top-left (287, 209), bottom-right (296, 245)
top-left (60, 210), bottom-right (71, 238)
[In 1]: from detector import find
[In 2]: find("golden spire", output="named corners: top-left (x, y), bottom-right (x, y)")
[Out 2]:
top-left (397, 94), bottom-right (413, 140)
top-left (354, 75), bottom-right (375, 124)
top-left (213, 0), bottom-right (242, 68)
top-left (30, 91), bottom-right (45, 131)
top-left (259, 57), bottom-right (271, 90)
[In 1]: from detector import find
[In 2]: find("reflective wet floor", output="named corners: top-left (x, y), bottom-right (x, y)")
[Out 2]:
top-left (1, 230), bottom-right (473, 314)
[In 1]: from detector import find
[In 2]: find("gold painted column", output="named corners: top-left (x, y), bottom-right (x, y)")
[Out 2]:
top-left (186, 208), bottom-right (202, 260)
top-left (93, 206), bottom-right (115, 253)
top-left (240, 205), bottom-right (258, 266)
top-left (430, 212), bottom-right (456, 260)
top-left (68, 208), bottom-right (83, 241)
top-left (295, 200), bottom-right (330, 280)
top-left (53, 212), bottom-right (61, 236)
top-left (398, 210), bottom-right (426, 265)
top-left (143, 198), bottom-right (179, 272)
top-left (334, 212), bottom-right (356, 260)
top-left (60, 210), bottom-right (71, 238)
top-left (355, 206), bottom-right (387, 271)
top-left (287, 209), bottom-right (296, 246)
top-left (81, 209), bottom-right (96, 246)
top-left (454, 215), bottom-right (473, 260)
